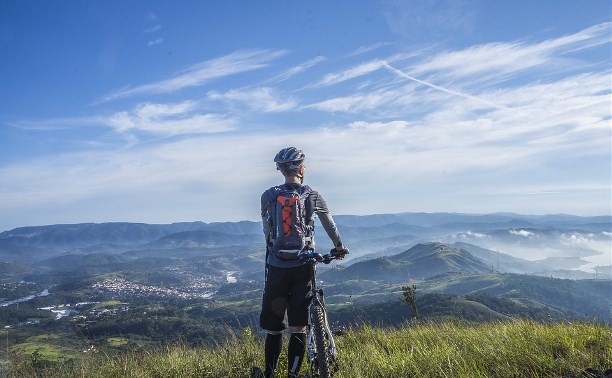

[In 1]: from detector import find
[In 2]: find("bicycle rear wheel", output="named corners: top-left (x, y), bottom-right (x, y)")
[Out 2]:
top-left (311, 301), bottom-right (335, 378)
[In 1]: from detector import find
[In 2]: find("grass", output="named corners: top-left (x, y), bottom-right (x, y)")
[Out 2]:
top-left (3, 319), bottom-right (611, 377)
top-left (106, 338), bottom-right (129, 347)
top-left (338, 319), bottom-right (611, 377)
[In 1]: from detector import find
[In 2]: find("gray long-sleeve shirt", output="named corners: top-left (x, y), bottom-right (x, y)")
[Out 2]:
top-left (261, 183), bottom-right (343, 268)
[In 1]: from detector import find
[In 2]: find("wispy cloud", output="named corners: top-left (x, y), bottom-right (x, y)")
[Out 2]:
top-left (147, 38), bottom-right (163, 47)
top-left (1, 23), bottom-right (609, 229)
top-left (314, 60), bottom-right (385, 86)
top-left (207, 87), bottom-right (297, 112)
top-left (382, 61), bottom-right (509, 109)
top-left (8, 116), bottom-right (107, 131)
top-left (307, 22), bottom-right (610, 117)
top-left (145, 24), bottom-right (161, 33)
top-left (97, 49), bottom-right (288, 103)
top-left (144, 12), bottom-right (163, 46)
top-left (106, 101), bottom-right (236, 135)
top-left (305, 88), bottom-right (401, 113)
top-left (408, 22), bottom-right (612, 85)
top-left (348, 42), bottom-right (393, 57)
top-left (267, 56), bottom-right (327, 83)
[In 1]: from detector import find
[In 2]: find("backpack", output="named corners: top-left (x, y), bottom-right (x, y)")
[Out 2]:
top-left (266, 185), bottom-right (314, 260)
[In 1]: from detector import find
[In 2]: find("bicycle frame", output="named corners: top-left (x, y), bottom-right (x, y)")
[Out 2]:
top-left (302, 249), bottom-right (339, 378)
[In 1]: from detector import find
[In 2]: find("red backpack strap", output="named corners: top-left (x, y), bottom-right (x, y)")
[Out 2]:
top-left (277, 194), bottom-right (298, 236)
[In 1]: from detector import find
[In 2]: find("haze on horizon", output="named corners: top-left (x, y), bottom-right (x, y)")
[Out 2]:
top-left (0, 1), bottom-right (610, 232)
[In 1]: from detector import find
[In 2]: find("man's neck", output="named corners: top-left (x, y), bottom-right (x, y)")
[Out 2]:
top-left (285, 176), bottom-right (302, 184)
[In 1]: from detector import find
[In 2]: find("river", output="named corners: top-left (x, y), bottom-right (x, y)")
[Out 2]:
top-left (0, 288), bottom-right (50, 307)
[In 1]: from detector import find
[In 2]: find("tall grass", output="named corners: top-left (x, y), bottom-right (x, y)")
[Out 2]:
top-left (338, 319), bottom-right (611, 377)
top-left (5, 320), bottom-right (611, 378)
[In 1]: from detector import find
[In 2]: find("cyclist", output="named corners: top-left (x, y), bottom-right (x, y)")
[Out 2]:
top-left (255, 147), bottom-right (348, 378)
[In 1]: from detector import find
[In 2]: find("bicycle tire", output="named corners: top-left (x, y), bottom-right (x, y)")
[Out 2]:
top-left (312, 301), bottom-right (332, 378)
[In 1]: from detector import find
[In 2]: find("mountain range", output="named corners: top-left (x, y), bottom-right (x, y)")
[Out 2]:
top-left (0, 212), bottom-right (610, 329)
top-left (0, 212), bottom-right (610, 279)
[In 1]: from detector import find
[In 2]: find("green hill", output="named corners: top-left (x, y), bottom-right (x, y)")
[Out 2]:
top-left (323, 242), bottom-right (492, 282)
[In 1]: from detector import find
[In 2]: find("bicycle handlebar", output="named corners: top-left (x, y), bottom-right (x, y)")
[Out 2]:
top-left (299, 246), bottom-right (349, 264)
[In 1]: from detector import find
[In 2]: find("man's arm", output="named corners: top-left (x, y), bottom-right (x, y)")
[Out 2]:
top-left (309, 191), bottom-right (344, 250)
top-left (261, 191), bottom-right (274, 251)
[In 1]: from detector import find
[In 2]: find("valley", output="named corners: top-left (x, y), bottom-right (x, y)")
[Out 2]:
top-left (0, 212), bottom-right (610, 364)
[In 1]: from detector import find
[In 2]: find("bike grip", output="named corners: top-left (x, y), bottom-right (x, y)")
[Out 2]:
top-left (330, 247), bottom-right (349, 255)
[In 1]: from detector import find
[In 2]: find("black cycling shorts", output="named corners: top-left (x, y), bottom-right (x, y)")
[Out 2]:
top-left (259, 264), bottom-right (311, 332)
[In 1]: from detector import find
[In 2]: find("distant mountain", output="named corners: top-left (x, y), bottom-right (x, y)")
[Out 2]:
top-left (0, 213), bottom-right (609, 277)
top-left (201, 221), bottom-right (261, 235)
top-left (145, 230), bottom-right (261, 249)
top-left (35, 253), bottom-right (137, 271)
top-left (336, 222), bottom-right (424, 239)
top-left (0, 221), bottom-right (261, 249)
top-left (0, 222), bottom-right (209, 249)
top-left (0, 244), bottom-right (58, 264)
top-left (334, 212), bottom-right (611, 228)
top-left (0, 261), bottom-right (34, 275)
top-left (322, 242), bottom-right (492, 283)
top-left (451, 242), bottom-right (534, 272)
top-left (0, 222), bottom-right (264, 263)
top-left (391, 242), bottom-right (492, 275)
top-left (331, 213), bottom-right (611, 267)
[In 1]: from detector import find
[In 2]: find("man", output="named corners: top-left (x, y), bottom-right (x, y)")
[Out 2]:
top-left (254, 147), bottom-right (348, 378)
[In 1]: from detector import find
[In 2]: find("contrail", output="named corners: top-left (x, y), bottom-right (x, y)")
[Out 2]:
top-left (381, 61), bottom-right (509, 110)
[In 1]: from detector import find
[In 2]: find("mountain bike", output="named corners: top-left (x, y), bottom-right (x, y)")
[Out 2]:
top-left (300, 246), bottom-right (348, 378)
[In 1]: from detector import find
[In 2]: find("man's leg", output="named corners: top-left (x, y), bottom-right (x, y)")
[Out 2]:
top-left (286, 264), bottom-right (312, 377)
top-left (260, 265), bottom-right (289, 378)
top-left (264, 331), bottom-right (283, 378)
top-left (287, 326), bottom-right (307, 377)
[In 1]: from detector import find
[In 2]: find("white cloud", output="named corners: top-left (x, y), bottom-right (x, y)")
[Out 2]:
top-left (8, 116), bottom-right (108, 131)
top-left (383, 61), bottom-right (508, 109)
top-left (305, 22), bottom-right (611, 116)
top-left (314, 60), bottom-right (385, 87)
top-left (560, 232), bottom-right (611, 253)
top-left (106, 101), bottom-right (236, 135)
top-left (509, 229), bottom-right (534, 237)
top-left (267, 56), bottom-right (327, 83)
top-left (348, 42), bottom-right (393, 57)
top-left (1, 24), bottom-right (610, 230)
top-left (97, 49), bottom-right (288, 102)
top-left (207, 87), bottom-right (298, 112)
top-left (306, 89), bottom-right (400, 113)
top-left (408, 22), bottom-right (611, 84)
top-left (147, 38), bottom-right (163, 46)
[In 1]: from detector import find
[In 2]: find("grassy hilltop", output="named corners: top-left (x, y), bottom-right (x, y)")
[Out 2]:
top-left (4, 319), bottom-right (611, 378)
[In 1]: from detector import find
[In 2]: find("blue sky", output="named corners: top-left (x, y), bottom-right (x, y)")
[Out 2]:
top-left (0, 1), bottom-right (610, 231)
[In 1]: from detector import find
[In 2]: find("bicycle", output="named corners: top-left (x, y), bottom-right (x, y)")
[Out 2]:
top-left (300, 245), bottom-right (348, 378)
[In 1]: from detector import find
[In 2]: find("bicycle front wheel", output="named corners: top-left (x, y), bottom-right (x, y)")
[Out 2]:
top-left (311, 301), bottom-right (334, 378)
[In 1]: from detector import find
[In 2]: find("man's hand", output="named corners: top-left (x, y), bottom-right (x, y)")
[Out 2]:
top-left (331, 246), bottom-right (349, 260)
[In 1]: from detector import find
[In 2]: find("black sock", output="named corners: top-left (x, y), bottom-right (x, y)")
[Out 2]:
top-left (264, 333), bottom-right (282, 377)
top-left (287, 332), bottom-right (306, 376)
